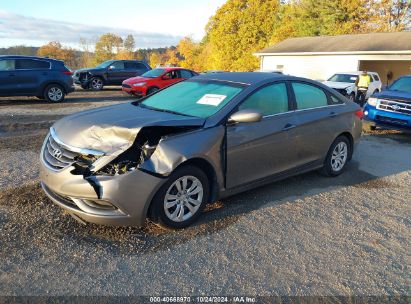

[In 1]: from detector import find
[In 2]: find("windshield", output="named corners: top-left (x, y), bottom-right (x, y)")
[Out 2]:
top-left (389, 77), bottom-right (411, 93)
top-left (140, 80), bottom-right (244, 118)
top-left (142, 68), bottom-right (167, 78)
top-left (328, 74), bottom-right (358, 83)
top-left (95, 60), bottom-right (115, 69)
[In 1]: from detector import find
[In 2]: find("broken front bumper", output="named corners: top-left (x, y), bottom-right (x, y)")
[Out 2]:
top-left (40, 151), bottom-right (166, 227)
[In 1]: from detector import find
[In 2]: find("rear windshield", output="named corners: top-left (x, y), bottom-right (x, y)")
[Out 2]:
top-left (328, 74), bottom-right (358, 83)
top-left (139, 80), bottom-right (244, 118)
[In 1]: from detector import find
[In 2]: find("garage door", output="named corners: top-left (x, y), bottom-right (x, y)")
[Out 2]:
top-left (359, 60), bottom-right (411, 86)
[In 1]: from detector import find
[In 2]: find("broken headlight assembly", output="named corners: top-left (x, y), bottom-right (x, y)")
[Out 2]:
top-left (96, 141), bottom-right (157, 176)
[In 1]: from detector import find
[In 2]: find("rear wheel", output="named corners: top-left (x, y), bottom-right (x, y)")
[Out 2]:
top-left (320, 136), bottom-right (351, 177)
top-left (90, 77), bottom-right (104, 90)
top-left (149, 165), bottom-right (209, 229)
top-left (44, 84), bottom-right (65, 102)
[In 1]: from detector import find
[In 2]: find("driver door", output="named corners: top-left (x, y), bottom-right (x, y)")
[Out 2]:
top-left (226, 82), bottom-right (299, 188)
top-left (106, 61), bottom-right (127, 84)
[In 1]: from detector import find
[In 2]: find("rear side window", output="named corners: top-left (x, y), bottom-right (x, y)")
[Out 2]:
top-left (0, 59), bottom-right (15, 71)
top-left (180, 70), bottom-right (194, 79)
top-left (292, 82), bottom-right (328, 110)
top-left (16, 59), bottom-right (50, 70)
top-left (239, 83), bottom-right (289, 116)
top-left (125, 61), bottom-right (147, 70)
top-left (372, 74), bottom-right (380, 81)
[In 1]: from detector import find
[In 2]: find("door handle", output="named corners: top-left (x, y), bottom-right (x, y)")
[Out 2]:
top-left (282, 123), bottom-right (296, 131)
top-left (329, 112), bottom-right (337, 117)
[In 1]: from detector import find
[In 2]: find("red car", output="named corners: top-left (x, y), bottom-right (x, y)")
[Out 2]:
top-left (122, 67), bottom-right (198, 97)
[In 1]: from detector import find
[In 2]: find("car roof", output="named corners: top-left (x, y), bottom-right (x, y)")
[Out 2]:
top-left (0, 55), bottom-right (59, 61)
top-left (334, 71), bottom-right (378, 75)
top-left (194, 72), bottom-right (292, 85)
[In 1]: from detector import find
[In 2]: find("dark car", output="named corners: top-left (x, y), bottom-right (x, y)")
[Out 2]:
top-left (73, 60), bottom-right (151, 90)
top-left (0, 55), bottom-right (75, 102)
top-left (364, 75), bottom-right (411, 131)
top-left (40, 72), bottom-right (363, 229)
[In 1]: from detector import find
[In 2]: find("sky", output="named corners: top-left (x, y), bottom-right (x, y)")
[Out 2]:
top-left (0, 0), bottom-right (226, 49)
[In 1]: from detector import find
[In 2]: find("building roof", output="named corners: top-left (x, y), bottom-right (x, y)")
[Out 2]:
top-left (256, 32), bottom-right (411, 55)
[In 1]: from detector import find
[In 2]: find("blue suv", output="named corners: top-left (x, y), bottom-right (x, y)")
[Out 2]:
top-left (0, 55), bottom-right (75, 102)
top-left (364, 75), bottom-right (411, 132)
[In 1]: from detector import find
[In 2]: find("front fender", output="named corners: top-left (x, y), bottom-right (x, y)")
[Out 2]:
top-left (139, 126), bottom-right (225, 185)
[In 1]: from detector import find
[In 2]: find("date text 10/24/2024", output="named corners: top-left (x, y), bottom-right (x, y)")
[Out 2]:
top-left (149, 296), bottom-right (257, 303)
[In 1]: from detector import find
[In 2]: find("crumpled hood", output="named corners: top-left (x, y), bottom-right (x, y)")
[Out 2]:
top-left (373, 90), bottom-right (411, 103)
top-left (75, 68), bottom-right (105, 74)
top-left (323, 81), bottom-right (354, 90)
top-left (52, 102), bottom-right (205, 154)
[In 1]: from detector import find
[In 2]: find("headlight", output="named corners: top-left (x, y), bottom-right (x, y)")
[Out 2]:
top-left (367, 97), bottom-right (378, 107)
top-left (132, 82), bottom-right (146, 87)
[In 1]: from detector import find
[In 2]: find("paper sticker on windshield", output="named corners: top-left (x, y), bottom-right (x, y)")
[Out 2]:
top-left (196, 94), bottom-right (227, 106)
top-left (350, 77), bottom-right (357, 81)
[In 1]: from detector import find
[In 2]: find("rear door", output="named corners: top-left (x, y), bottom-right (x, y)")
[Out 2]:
top-left (290, 81), bottom-right (345, 167)
top-left (0, 59), bottom-right (17, 95)
top-left (14, 58), bottom-right (51, 94)
top-left (124, 61), bottom-right (149, 78)
top-left (226, 82), bottom-right (299, 188)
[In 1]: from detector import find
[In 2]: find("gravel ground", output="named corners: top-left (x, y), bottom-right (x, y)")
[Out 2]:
top-left (0, 89), bottom-right (410, 297)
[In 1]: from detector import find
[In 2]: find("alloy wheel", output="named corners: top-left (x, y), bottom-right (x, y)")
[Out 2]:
top-left (331, 142), bottom-right (348, 172)
top-left (163, 175), bottom-right (204, 222)
top-left (91, 78), bottom-right (103, 90)
top-left (48, 87), bottom-right (63, 102)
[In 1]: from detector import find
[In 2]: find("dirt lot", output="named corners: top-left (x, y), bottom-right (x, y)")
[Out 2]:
top-left (0, 89), bottom-right (410, 296)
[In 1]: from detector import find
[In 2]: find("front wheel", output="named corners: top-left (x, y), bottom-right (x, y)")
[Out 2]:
top-left (320, 136), bottom-right (351, 177)
top-left (90, 77), bottom-right (104, 90)
top-left (44, 84), bottom-right (65, 102)
top-left (149, 165), bottom-right (209, 229)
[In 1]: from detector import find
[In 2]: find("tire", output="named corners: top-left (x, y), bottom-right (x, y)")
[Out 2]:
top-left (149, 165), bottom-right (209, 229)
top-left (44, 84), bottom-right (65, 103)
top-left (147, 87), bottom-right (159, 95)
top-left (90, 77), bottom-right (104, 90)
top-left (320, 136), bottom-right (351, 177)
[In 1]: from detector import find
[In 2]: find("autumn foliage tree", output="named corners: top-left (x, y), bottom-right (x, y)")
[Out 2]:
top-left (94, 33), bottom-right (123, 64)
top-left (37, 41), bottom-right (76, 68)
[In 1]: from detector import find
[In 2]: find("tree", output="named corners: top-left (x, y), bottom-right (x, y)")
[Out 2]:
top-left (79, 37), bottom-right (94, 68)
top-left (206, 0), bottom-right (281, 71)
top-left (124, 34), bottom-right (136, 52)
top-left (369, 0), bottom-right (411, 31)
top-left (37, 41), bottom-right (76, 68)
top-left (149, 52), bottom-right (162, 67)
top-left (94, 33), bottom-right (123, 64)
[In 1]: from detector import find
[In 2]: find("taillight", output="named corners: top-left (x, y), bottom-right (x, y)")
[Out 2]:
top-left (62, 70), bottom-right (73, 76)
top-left (355, 110), bottom-right (364, 120)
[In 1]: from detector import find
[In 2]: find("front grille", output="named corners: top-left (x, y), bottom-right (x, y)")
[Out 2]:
top-left (375, 115), bottom-right (408, 126)
top-left (43, 135), bottom-right (80, 170)
top-left (122, 84), bottom-right (131, 88)
top-left (377, 99), bottom-right (411, 116)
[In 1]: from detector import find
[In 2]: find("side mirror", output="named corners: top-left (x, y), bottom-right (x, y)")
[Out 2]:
top-left (162, 75), bottom-right (171, 80)
top-left (228, 109), bottom-right (263, 124)
top-left (108, 65), bottom-right (115, 70)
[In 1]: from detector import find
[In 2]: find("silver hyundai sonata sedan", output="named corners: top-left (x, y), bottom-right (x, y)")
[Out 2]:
top-left (40, 72), bottom-right (363, 229)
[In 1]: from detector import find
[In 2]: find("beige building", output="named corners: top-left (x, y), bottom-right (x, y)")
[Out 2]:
top-left (255, 32), bottom-right (411, 85)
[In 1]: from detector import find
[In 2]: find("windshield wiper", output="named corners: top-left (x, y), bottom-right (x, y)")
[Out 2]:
top-left (139, 104), bottom-right (196, 117)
